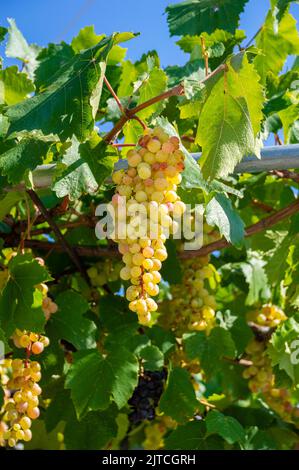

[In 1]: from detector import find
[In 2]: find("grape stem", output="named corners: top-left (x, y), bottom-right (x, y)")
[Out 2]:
top-left (104, 63), bottom-right (228, 143)
top-left (103, 75), bottom-right (125, 113)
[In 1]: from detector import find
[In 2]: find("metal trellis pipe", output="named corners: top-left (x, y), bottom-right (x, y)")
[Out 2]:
top-left (7, 144), bottom-right (299, 191)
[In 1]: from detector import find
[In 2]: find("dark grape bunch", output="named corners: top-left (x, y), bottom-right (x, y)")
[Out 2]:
top-left (128, 370), bottom-right (167, 424)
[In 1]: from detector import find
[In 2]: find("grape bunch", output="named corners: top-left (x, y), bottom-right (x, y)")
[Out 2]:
top-left (242, 309), bottom-right (299, 427)
top-left (87, 259), bottom-right (122, 287)
top-left (143, 415), bottom-right (176, 450)
top-left (11, 330), bottom-right (49, 355)
top-left (0, 354), bottom-right (46, 447)
top-left (247, 304), bottom-right (287, 328)
top-left (128, 369), bottom-right (167, 424)
top-left (111, 127), bottom-right (186, 325)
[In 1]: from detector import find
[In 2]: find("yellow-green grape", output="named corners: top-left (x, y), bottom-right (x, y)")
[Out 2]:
top-left (11, 329), bottom-right (49, 355)
top-left (87, 259), bottom-right (122, 288)
top-left (159, 250), bottom-right (219, 337)
top-left (0, 351), bottom-right (47, 447)
top-left (111, 128), bottom-right (186, 325)
top-left (242, 328), bottom-right (299, 427)
top-left (247, 304), bottom-right (287, 328)
top-left (143, 416), bottom-right (176, 450)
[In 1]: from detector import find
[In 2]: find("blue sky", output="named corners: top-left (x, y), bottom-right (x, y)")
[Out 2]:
top-left (0, 0), bottom-right (298, 68)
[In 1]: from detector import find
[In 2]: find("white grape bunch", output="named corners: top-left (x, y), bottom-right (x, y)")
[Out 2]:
top-left (111, 127), bottom-right (186, 325)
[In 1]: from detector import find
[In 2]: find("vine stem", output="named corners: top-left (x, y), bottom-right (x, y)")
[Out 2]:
top-left (103, 75), bottom-right (124, 113)
top-left (104, 63), bottom-right (228, 143)
top-left (26, 189), bottom-right (90, 284)
top-left (6, 197), bottom-right (299, 260)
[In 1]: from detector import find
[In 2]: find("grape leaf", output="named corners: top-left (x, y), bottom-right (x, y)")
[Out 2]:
top-left (0, 27), bottom-right (7, 43)
top-left (165, 421), bottom-right (224, 450)
top-left (47, 290), bottom-right (97, 350)
top-left (206, 193), bottom-right (245, 245)
top-left (278, 104), bottom-right (299, 142)
top-left (52, 137), bottom-right (98, 201)
top-left (34, 42), bottom-right (74, 91)
top-left (166, 0), bottom-right (248, 37)
top-left (0, 137), bottom-right (53, 184)
top-left (117, 60), bottom-right (138, 97)
top-left (184, 327), bottom-right (236, 376)
top-left (159, 367), bottom-right (199, 423)
top-left (64, 406), bottom-right (118, 449)
top-left (135, 67), bottom-right (168, 119)
top-left (5, 18), bottom-right (41, 79)
top-left (267, 317), bottom-right (299, 383)
top-left (0, 191), bottom-right (24, 219)
top-left (0, 253), bottom-right (50, 334)
top-left (197, 55), bottom-right (263, 180)
top-left (6, 36), bottom-right (115, 142)
top-left (65, 346), bottom-right (138, 419)
top-left (71, 25), bottom-right (103, 53)
top-left (238, 252), bottom-right (271, 305)
top-left (71, 26), bottom-right (129, 66)
top-left (206, 410), bottom-right (245, 444)
top-left (78, 136), bottom-right (118, 187)
top-left (254, 11), bottom-right (299, 83)
top-left (139, 345), bottom-right (164, 370)
top-left (160, 239), bottom-right (183, 284)
top-left (0, 66), bottom-right (35, 105)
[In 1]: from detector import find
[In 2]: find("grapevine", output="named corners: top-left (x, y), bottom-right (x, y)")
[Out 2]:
top-left (0, 0), bottom-right (299, 453)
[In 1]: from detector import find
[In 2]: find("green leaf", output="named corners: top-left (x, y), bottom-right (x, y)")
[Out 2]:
top-left (238, 252), bottom-right (271, 305)
top-left (44, 385), bottom-right (74, 432)
top-left (206, 410), bottom-right (245, 444)
top-left (184, 327), bottom-right (236, 376)
top-left (5, 18), bottom-right (41, 79)
top-left (267, 317), bottom-right (299, 383)
top-left (34, 42), bottom-right (74, 91)
top-left (0, 191), bottom-right (24, 220)
top-left (272, 0), bottom-right (294, 22)
top-left (64, 407), bottom-right (118, 449)
top-left (160, 239), bottom-right (182, 284)
top-left (47, 290), bottom-right (97, 350)
top-left (0, 253), bottom-right (50, 334)
top-left (71, 25), bottom-right (103, 53)
top-left (53, 137), bottom-right (98, 200)
top-left (229, 53), bottom-right (264, 136)
top-left (78, 136), bottom-right (118, 187)
top-left (165, 421), bottom-right (224, 450)
top-left (65, 346), bottom-right (138, 419)
top-left (0, 326), bottom-right (11, 355)
top-left (166, 0), bottom-right (248, 36)
top-left (0, 66), bottom-right (35, 105)
top-left (135, 67), bottom-right (168, 119)
top-left (117, 60), bottom-right (138, 97)
top-left (146, 326), bottom-right (176, 356)
top-left (197, 56), bottom-right (262, 180)
top-left (278, 104), bottom-right (299, 142)
top-left (254, 11), bottom-right (299, 83)
top-left (6, 36), bottom-right (115, 142)
top-left (0, 137), bottom-right (53, 184)
top-left (206, 194), bottom-right (245, 245)
top-left (139, 345), bottom-right (164, 370)
top-left (159, 367), bottom-right (198, 423)
top-left (0, 27), bottom-right (7, 43)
